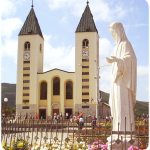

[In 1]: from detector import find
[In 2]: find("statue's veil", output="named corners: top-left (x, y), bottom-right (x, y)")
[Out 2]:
top-left (109, 22), bottom-right (128, 44)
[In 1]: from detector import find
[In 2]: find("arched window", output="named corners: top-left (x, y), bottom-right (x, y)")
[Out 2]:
top-left (82, 39), bottom-right (89, 48)
top-left (53, 77), bottom-right (60, 95)
top-left (24, 42), bottom-right (30, 51)
top-left (40, 44), bottom-right (42, 53)
top-left (40, 81), bottom-right (47, 100)
top-left (66, 81), bottom-right (73, 99)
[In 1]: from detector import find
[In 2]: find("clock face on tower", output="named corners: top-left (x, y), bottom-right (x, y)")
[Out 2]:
top-left (23, 52), bottom-right (30, 59)
top-left (82, 50), bottom-right (89, 57)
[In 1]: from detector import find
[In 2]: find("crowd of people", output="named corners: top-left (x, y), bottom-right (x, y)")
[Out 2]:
top-left (53, 112), bottom-right (99, 130)
top-left (2, 111), bottom-right (99, 126)
top-left (2, 112), bottom-right (39, 120)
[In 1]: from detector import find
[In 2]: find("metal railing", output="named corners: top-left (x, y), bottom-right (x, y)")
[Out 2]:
top-left (1, 117), bottom-right (149, 149)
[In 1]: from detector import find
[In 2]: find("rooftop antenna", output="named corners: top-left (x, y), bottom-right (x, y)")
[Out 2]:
top-left (87, 0), bottom-right (89, 5)
top-left (31, 0), bottom-right (34, 8)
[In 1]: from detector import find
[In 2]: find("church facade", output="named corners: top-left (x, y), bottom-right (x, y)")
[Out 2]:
top-left (16, 2), bottom-right (105, 119)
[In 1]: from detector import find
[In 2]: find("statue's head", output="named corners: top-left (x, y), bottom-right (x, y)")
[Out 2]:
top-left (109, 22), bottom-right (127, 44)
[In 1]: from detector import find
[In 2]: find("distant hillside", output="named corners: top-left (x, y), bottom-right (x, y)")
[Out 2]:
top-left (1, 83), bottom-right (16, 107)
top-left (134, 101), bottom-right (149, 116)
top-left (100, 90), bottom-right (109, 104)
top-left (99, 90), bottom-right (149, 116)
top-left (1, 83), bottom-right (149, 116)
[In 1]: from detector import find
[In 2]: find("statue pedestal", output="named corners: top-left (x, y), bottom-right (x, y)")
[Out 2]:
top-left (107, 135), bottom-right (138, 150)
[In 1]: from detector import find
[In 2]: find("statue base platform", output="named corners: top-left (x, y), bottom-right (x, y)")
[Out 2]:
top-left (107, 135), bottom-right (138, 150)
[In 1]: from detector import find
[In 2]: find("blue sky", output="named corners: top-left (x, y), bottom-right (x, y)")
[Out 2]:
top-left (1, 0), bottom-right (149, 102)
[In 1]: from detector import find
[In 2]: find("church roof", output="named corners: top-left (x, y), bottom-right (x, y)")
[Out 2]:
top-left (76, 3), bottom-right (98, 33)
top-left (19, 8), bottom-right (43, 38)
top-left (38, 68), bottom-right (75, 74)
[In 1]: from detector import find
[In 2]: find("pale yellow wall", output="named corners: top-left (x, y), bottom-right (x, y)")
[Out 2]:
top-left (16, 34), bottom-right (44, 112)
top-left (82, 75), bottom-right (89, 79)
top-left (37, 69), bottom-right (75, 116)
top-left (51, 96), bottom-right (60, 104)
top-left (82, 89), bottom-right (89, 92)
top-left (82, 68), bottom-right (89, 72)
top-left (75, 32), bottom-right (99, 104)
top-left (16, 37), bottom-right (23, 105)
top-left (38, 100), bottom-right (47, 107)
top-left (64, 100), bottom-right (73, 107)
top-left (82, 82), bottom-right (89, 86)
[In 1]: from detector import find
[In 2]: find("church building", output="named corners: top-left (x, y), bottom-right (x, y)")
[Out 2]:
top-left (16, 2), bottom-right (106, 119)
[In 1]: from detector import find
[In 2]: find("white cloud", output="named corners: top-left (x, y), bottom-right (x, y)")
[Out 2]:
top-left (47, 0), bottom-right (130, 22)
top-left (1, 18), bottom-right (22, 38)
top-left (59, 16), bottom-right (67, 23)
top-left (1, 0), bottom-right (16, 18)
top-left (44, 34), bottom-right (52, 41)
top-left (43, 34), bottom-right (75, 72)
top-left (135, 23), bottom-right (148, 27)
top-left (137, 66), bottom-right (149, 76)
top-left (0, 65), bottom-right (4, 71)
top-left (99, 38), bottom-right (115, 82)
top-left (89, 0), bottom-right (130, 22)
top-left (100, 82), bottom-right (110, 93)
top-left (145, 85), bottom-right (150, 92)
top-left (1, 38), bottom-right (18, 63)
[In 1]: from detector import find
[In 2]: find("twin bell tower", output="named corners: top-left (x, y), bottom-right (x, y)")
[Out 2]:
top-left (16, 1), bottom-right (100, 118)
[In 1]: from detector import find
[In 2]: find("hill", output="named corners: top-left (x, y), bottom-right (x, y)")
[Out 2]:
top-left (1, 83), bottom-right (149, 116)
top-left (99, 90), bottom-right (149, 116)
top-left (1, 83), bottom-right (16, 107)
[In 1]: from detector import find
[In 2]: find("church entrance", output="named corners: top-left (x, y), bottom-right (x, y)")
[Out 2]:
top-left (39, 109), bottom-right (46, 119)
top-left (65, 108), bottom-right (72, 119)
top-left (53, 109), bottom-right (59, 116)
top-left (51, 103), bottom-right (60, 117)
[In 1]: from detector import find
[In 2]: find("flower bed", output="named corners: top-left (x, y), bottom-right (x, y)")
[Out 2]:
top-left (2, 139), bottom-right (148, 150)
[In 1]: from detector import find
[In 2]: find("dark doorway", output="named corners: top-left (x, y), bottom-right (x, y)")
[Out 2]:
top-left (65, 109), bottom-right (72, 118)
top-left (39, 109), bottom-right (46, 119)
top-left (53, 109), bottom-right (59, 116)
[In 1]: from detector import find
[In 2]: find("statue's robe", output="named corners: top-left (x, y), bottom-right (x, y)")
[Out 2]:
top-left (109, 22), bottom-right (137, 131)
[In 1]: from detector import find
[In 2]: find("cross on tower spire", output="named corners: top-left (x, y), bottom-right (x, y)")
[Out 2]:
top-left (31, 0), bottom-right (34, 8)
top-left (87, 0), bottom-right (89, 5)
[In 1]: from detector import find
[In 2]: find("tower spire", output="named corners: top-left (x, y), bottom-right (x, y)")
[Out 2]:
top-left (19, 5), bottom-right (43, 38)
top-left (76, 0), bottom-right (98, 33)
top-left (87, 0), bottom-right (89, 5)
top-left (31, 0), bottom-right (34, 8)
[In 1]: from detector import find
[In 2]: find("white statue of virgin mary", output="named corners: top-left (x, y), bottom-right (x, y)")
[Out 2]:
top-left (106, 22), bottom-right (137, 132)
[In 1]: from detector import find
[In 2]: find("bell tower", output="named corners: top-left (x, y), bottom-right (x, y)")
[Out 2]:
top-left (75, 1), bottom-right (99, 116)
top-left (16, 5), bottom-right (44, 116)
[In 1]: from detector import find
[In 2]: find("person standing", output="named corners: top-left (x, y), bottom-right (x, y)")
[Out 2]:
top-left (70, 114), bottom-right (73, 123)
top-left (2, 113), bottom-right (5, 119)
top-left (73, 114), bottom-right (76, 121)
top-left (106, 115), bottom-right (109, 122)
top-left (75, 113), bottom-right (80, 125)
top-left (29, 113), bottom-right (32, 119)
top-left (60, 112), bottom-right (62, 117)
top-left (25, 113), bottom-right (28, 119)
top-left (54, 113), bottom-right (57, 124)
top-left (92, 116), bottom-right (96, 125)
top-left (57, 114), bottom-right (60, 123)
top-left (143, 113), bottom-right (145, 119)
top-left (19, 112), bottom-right (21, 119)
top-left (35, 113), bottom-right (38, 119)
top-left (80, 112), bottom-right (83, 117)
top-left (12, 113), bottom-right (15, 119)
top-left (66, 113), bottom-right (68, 119)
top-left (79, 116), bottom-right (84, 130)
